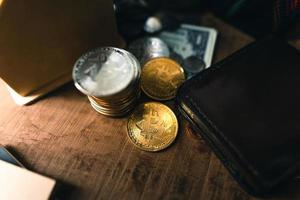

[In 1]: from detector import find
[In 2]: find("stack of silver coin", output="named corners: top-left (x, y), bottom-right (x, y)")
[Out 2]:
top-left (73, 47), bottom-right (141, 117)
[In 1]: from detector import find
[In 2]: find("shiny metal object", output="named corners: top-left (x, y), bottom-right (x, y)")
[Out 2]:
top-left (128, 37), bottom-right (170, 65)
top-left (73, 47), bottom-right (138, 97)
top-left (127, 102), bottom-right (178, 152)
top-left (141, 57), bottom-right (185, 101)
top-left (73, 47), bottom-right (141, 117)
top-left (144, 16), bottom-right (162, 33)
top-left (183, 56), bottom-right (206, 79)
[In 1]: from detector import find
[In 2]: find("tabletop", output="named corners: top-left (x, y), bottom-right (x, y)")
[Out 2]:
top-left (1, 13), bottom-right (300, 200)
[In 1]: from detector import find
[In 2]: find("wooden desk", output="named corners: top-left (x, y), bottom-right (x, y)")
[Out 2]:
top-left (0, 14), bottom-right (299, 200)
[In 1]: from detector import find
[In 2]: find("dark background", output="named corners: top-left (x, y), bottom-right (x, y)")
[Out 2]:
top-left (114, 0), bottom-right (300, 40)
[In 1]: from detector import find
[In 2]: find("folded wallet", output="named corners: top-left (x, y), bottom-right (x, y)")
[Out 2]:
top-left (177, 36), bottom-right (300, 195)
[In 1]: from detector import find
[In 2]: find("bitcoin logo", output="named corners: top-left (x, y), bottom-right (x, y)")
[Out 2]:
top-left (127, 102), bottom-right (178, 152)
top-left (141, 57), bottom-right (185, 101)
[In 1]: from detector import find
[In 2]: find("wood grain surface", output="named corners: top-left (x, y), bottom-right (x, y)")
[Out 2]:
top-left (1, 13), bottom-right (299, 200)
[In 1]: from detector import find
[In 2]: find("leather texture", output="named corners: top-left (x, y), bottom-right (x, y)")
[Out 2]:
top-left (177, 36), bottom-right (300, 196)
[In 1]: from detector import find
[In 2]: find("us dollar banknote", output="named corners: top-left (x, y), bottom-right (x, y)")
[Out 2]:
top-left (159, 24), bottom-right (217, 68)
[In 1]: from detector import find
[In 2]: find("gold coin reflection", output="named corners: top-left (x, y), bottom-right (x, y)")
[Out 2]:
top-left (127, 102), bottom-right (178, 152)
top-left (141, 57), bottom-right (185, 101)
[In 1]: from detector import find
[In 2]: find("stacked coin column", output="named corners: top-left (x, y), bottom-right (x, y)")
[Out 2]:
top-left (73, 47), bottom-right (141, 117)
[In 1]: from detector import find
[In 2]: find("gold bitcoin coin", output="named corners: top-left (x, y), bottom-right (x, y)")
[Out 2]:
top-left (127, 102), bottom-right (178, 152)
top-left (141, 57), bottom-right (185, 101)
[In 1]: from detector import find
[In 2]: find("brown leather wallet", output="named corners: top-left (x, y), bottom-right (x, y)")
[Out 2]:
top-left (176, 36), bottom-right (300, 196)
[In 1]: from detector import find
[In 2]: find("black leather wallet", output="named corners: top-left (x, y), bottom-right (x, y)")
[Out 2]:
top-left (177, 36), bottom-right (300, 196)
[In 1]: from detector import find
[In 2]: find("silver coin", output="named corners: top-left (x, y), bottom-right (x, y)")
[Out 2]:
top-left (144, 16), bottom-right (162, 33)
top-left (128, 37), bottom-right (170, 65)
top-left (124, 50), bottom-right (141, 81)
top-left (73, 47), bottom-right (140, 97)
top-left (183, 56), bottom-right (206, 79)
